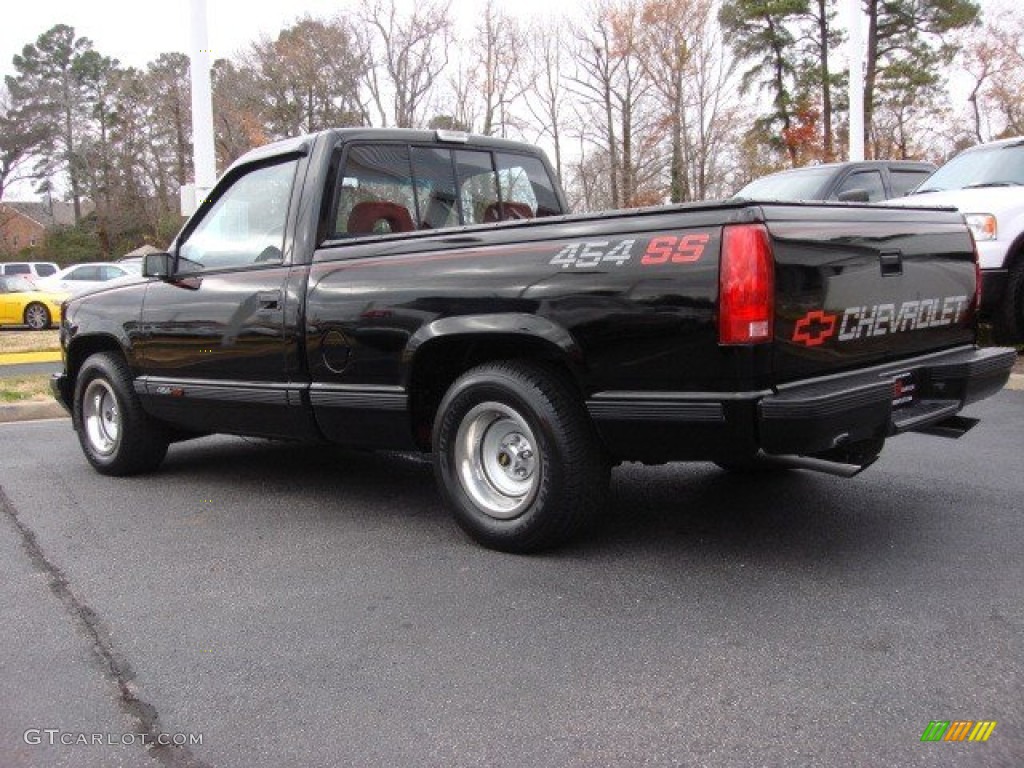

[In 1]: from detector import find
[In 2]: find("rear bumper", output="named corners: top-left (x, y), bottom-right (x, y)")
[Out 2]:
top-left (587, 345), bottom-right (1016, 464)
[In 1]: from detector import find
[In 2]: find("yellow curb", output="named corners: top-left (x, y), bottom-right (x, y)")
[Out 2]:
top-left (0, 350), bottom-right (62, 365)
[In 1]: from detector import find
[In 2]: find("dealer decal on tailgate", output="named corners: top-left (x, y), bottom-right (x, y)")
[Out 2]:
top-left (792, 295), bottom-right (970, 347)
top-left (549, 233), bottom-right (711, 270)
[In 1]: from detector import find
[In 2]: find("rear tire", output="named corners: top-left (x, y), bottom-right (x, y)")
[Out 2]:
top-left (23, 302), bottom-right (51, 330)
top-left (73, 352), bottom-right (168, 476)
top-left (433, 361), bottom-right (608, 552)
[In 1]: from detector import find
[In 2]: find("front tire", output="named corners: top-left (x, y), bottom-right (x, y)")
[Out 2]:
top-left (992, 259), bottom-right (1024, 344)
top-left (433, 361), bottom-right (608, 552)
top-left (24, 302), bottom-right (51, 330)
top-left (73, 352), bottom-right (168, 476)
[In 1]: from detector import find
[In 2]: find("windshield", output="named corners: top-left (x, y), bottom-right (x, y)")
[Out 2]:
top-left (0, 276), bottom-right (35, 293)
top-left (915, 141), bottom-right (1024, 193)
top-left (735, 167), bottom-right (834, 201)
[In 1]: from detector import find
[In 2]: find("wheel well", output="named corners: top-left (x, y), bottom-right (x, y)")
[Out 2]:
top-left (66, 336), bottom-right (127, 392)
top-left (407, 334), bottom-right (582, 450)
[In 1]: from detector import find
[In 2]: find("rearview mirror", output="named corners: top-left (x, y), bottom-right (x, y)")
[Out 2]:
top-left (143, 252), bottom-right (173, 278)
top-left (836, 188), bottom-right (870, 203)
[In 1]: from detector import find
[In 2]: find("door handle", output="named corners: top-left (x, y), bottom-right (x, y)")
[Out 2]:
top-left (257, 290), bottom-right (281, 310)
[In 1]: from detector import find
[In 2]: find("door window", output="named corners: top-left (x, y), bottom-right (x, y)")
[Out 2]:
top-left (178, 159), bottom-right (298, 273)
top-left (890, 169), bottom-right (931, 198)
top-left (833, 170), bottom-right (885, 202)
top-left (68, 266), bottom-right (101, 281)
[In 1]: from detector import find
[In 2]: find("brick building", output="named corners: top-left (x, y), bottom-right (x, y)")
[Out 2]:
top-left (0, 201), bottom-right (86, 256)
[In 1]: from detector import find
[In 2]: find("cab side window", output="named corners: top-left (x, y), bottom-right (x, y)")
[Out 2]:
top-left (334, 145), bottom-right (418, 237)
top-left (494, 153), bottom-right (561, 218)
top-left (411, 147), bottom-right (459, 229)
top-left (178, 158), bottom-right (298, 273)
top-left (455, 150), bottom-right (500, 225)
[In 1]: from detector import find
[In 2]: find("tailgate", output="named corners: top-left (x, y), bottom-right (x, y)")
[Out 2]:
top-left (766, 203), bottom-right (976, 385)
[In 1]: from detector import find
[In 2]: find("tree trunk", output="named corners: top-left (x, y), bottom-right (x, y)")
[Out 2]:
top-left (817, 0), bottom-right (833, 160)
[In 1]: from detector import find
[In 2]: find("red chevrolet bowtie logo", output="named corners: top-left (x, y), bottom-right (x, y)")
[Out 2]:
top-left (792, 310), bottom-right (838, 347)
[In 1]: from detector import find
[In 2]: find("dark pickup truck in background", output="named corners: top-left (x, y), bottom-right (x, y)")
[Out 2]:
top-left (734, 160), bottom-right (936, 203)
top-left (52, 129), bottom-right (1015, 551)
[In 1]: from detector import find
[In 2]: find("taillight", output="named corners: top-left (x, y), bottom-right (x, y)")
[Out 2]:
top-left (719, 223), bottom-right (774, 344)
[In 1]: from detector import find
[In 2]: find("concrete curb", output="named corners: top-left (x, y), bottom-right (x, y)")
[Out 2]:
top-left (0, 400), bottom-right (69, 424)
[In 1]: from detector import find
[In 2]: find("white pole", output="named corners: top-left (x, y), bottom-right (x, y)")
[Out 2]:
top-left (848, 0), bottom-right (865, 161)
top-left (189, 0), bottom-right (217, 206)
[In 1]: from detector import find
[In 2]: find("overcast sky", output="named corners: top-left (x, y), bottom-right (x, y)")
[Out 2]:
top-left (0, 0), bottom-right (559, 78)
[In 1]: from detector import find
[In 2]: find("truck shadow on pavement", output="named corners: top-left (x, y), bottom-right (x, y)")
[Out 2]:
top-left (153, 436), bottom-right (923, 566)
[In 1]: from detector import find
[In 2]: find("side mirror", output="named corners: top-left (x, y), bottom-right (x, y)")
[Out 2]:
top-left (836, 188), bottom-right (870, 203)
top-left (143, 252), bottom-right (173, 278)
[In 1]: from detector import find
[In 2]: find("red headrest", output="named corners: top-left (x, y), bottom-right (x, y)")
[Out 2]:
top-left (347, 201), bottom-right (415, 235)
top-left (483, 202), bottom-right (534, 222)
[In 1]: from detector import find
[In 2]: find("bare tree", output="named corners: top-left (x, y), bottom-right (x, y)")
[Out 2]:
top-left (359, 0), bottom-right (453, 128)
top-left (468, 1), bottom-right (526, 136)
top-left (519, 22), bottom-right (571, 185)
top-left (961, 4), bottom-right (1024, 140)
top-left (568, 0), bottom-right (659, 209)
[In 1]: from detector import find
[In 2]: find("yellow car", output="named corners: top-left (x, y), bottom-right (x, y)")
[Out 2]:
top-left (0, 275), bottom-right (68, 330)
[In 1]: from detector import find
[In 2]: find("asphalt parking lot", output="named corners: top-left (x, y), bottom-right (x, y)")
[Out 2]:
top-left (1, 391), bottom-right (1022, 767)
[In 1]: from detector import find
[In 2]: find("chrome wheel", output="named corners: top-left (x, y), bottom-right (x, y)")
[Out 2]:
top-left (82, 378), bottom-right (121, 457)
top-left (453, 402), bottom-right (541, 520)
top-left (24, 303), bottom-right (49, 330)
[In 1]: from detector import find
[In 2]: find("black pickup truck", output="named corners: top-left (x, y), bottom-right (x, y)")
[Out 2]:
top-left (52, 128), bottom-right (1016, 551)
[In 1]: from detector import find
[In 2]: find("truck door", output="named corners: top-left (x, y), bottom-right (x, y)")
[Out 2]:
top-left (134, 156), bottom-right (317, 439)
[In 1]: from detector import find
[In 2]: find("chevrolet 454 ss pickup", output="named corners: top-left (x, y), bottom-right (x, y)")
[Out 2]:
top-left (52, 128), bottom-right (1016, 551)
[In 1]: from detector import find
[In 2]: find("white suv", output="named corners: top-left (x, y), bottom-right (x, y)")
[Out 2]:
top-left (890, 137), bottom-right (1024, 342)
top-left (0, 261), bottom-right (60, 283)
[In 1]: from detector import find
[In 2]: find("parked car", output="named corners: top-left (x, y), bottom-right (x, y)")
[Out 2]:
top-left (734, 160), bottom-right (936, 203)
top-left (36, 262), bottom-right (141, 296)
top-left (888, 137), bottom-right (1024, 342)
top-left (0, 261), bottom-right (60, 284)
top-left (0, 275), bottom-right (67, 330)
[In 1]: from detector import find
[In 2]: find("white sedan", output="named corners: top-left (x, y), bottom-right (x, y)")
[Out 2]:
top-left (36, 262), bottom-right (142, 296)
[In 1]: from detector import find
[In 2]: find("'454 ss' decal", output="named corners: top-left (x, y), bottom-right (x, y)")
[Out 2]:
top-left (549, 234), bottom-right (711, 269)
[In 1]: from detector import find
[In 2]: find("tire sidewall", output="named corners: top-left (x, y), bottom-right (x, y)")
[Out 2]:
top-left (433, 368), bottom-right (573, 549)
top-left (24, 303), bottom-right (50, 330)
top-left (74, 355), bottom-right (124, 471)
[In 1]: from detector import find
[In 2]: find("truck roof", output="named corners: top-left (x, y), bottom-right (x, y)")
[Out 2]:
top-left (228, 128), bottom-right (548, 173)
